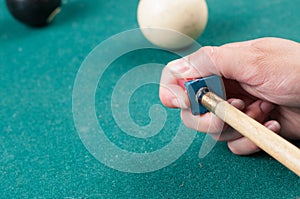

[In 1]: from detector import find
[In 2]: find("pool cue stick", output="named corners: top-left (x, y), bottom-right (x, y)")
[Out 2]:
top-left (199, 89), bottom-right (300, 177)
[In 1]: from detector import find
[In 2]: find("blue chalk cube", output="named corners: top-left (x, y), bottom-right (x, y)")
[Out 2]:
top-left (184, 75), bottom-right (226, 115)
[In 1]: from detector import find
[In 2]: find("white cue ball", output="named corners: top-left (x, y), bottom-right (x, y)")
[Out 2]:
top-left (137, 0), bottom-right (208, 50)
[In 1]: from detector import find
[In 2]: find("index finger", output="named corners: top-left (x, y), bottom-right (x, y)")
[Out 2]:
top-left (159, 39), bottom-right (259, 109)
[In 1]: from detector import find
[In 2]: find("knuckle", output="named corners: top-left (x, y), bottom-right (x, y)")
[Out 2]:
top-left (202, 46), bottom-right (220, 66)
top-left (210, 133), bottom-right (225, 141)
top-left (200, 115), bottom-right (224, 133)
top-left (227, 143), bottom-right (241, 155)
top-left (210, 133), bottom-right (220, 141)
top-left (242, 40), bottom-right (272, 86)
top-left (249, 39), bottom-right (271, 68)
top-left (247, 142), bottom-right (260, 152)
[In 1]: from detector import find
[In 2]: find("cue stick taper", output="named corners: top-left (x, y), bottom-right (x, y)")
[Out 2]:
top-left (199, 89), bottom-right (300, 177)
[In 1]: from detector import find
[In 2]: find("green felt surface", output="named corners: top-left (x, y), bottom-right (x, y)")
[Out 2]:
top-left (1, 0), bottom-right (300, 198)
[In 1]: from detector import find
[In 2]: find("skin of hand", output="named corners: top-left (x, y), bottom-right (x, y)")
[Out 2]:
top-left (159, 37), bottom-right (300, 155)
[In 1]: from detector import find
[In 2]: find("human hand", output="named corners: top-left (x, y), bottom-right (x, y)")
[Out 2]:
top-left (159, 37), bottom-right (300, 155)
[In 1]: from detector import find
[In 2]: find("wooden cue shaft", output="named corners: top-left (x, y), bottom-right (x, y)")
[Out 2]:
top-left (201, 91), bottom-right (300, 176)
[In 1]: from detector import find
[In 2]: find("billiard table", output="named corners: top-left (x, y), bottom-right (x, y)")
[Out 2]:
top-left (1, 0), bottom-right (299, 198)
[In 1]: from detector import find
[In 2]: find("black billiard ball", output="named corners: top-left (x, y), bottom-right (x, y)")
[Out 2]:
top-left (5, 0), bottom-right (62, 27)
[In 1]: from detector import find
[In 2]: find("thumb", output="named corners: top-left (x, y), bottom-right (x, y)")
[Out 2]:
top-left (166, 40), bottom-right (260, 84)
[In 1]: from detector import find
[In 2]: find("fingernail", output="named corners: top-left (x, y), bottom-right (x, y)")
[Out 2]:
top-left (230, 99), bottom-right (245, 110)
top-left (265, 121), bottom-right (280, 132)
top-left (168, 59), bottom-right (190, 74)
top-left (266, 122), bottom-right (274, 129)
top-left (260, 101), bottom-right (275, 113)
